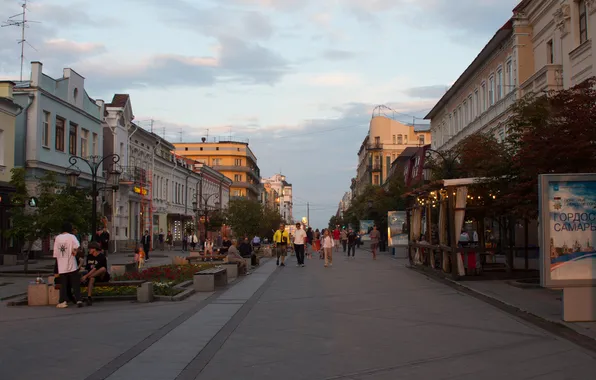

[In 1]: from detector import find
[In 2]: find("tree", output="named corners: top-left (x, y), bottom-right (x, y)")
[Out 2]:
top-left (6, 168), bottom-right (93, 271)
top-left (224, 198), bottom-right (265, 238)
top-left (260, 206), bottom-right (283, 240)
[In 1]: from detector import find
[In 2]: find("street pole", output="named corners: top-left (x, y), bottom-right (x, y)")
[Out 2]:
top-left (307, 202), bottom-right (310, 228)
top-left (92, 174), bottom-right (98, 237)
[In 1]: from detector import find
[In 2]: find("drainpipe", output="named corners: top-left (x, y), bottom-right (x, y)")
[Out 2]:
top-left (21, 93), bottom-right (34, 167)
top-left (127, 124), bottom-right (140, 241)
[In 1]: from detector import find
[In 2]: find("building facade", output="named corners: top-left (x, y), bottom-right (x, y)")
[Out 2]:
top-left (13, 62), bottom-right (105, 185)
top-left (261, 174), bottom-right (293, 224)
top-left (0, 81), bottom-right (22, 256)
top-left (515, 0), bottom-right (596, 92)
top-left (174, 138), bottom-right (261, 201)
top-left (261, 182), bottom-right (280, 211)
top-left (354, 116), bottom-right (431, 195)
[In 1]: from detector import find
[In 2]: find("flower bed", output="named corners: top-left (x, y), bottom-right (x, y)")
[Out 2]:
top-left (89, 263), bottom-right (216, 297)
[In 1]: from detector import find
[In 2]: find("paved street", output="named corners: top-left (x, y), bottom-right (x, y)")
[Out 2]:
top-left (1, 248), bottom-right (596, 379)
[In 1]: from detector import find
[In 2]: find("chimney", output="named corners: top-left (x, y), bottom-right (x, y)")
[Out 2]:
top-left (95, 99), bottom-right (105, 119)
top-left (30, 61), bottom-right (42, 86)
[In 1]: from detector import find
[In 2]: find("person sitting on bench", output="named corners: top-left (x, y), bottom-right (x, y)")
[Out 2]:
top-left (81, 242), bottom-right (110, 306)
top-left (226, 239), bottom-right (249, 275)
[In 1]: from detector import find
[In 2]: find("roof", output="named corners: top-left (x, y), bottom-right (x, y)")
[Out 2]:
top-left (397, 147), bottom-right (420, 159)
top-left (107, 94), bottom-right (129, 108)
top-left (424, 18), bottom-right (513, 120)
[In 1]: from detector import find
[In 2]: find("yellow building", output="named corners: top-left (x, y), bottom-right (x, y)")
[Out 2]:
top-left (0, 81), bottom-right (22, 255)
top-left (174, 139), bottom-right (261, 200)
top-left (354, 115), bottom-right (431, 195)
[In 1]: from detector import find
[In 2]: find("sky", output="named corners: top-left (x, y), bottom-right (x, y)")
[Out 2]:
top-left (0, 0), bottom-right (518, 228)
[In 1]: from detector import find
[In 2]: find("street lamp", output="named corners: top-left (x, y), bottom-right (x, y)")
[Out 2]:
top-left (192, 193), bottom-right (220, 241)
top-left (66, 154), bottom-right (121, 235)
top-left (424, 148), bottom-right (461, 180)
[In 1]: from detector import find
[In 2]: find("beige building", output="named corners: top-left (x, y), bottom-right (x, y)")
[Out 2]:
top-left (354, 116), bottom-right (431, 195)
top-left (426, 18), bottom-right (534, 150)
top-left (516, 0), bottom-right (596, 92)
top-left (0, 81), bottom-right (20, 183)
top-left (428, 0), bottom-right (596, 151)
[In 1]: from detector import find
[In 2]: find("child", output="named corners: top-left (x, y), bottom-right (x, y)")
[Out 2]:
top-left (134, 247), bottom-right (146, 269)
top-left (204, 238), bottom-right (214, 261)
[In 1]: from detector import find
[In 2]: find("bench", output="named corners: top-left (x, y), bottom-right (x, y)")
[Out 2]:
top-left (186, 255), bottom-right (227, 263)
top-left (45, 280), bottom-right (151, 305)
top-left (110, 262), bottom-right (138, 276)
top-left (193, 267), bottom-right (228, 292)
top-left (54, 280), bottom-right (146, 290)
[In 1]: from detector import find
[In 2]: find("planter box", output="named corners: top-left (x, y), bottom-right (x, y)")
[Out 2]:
top-left (27, 284), bottom-right (48, 306)
top-left (2, 255), bottom-right (17, 266)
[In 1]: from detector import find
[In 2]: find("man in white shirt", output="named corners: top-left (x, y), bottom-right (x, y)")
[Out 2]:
top-left (53, 222), bottom-right (83, 308)
top-left (293, 223), bottom-right (307, 267)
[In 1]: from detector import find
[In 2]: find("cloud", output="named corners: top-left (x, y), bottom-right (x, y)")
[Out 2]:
top-left (28, 1), bottom-right (117, 28)
top-left (306, 73), bottom-right (361, 87)
top-left (322, 49), bottom-right (357, 61)
top-left (403, 85), bottom-right (449, 99)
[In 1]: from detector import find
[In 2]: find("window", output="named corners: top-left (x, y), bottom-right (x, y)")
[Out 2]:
top-left (55, 117), bottom-right (65, 151)
top-left (233, 189), bottom-right (242, 197)
top-left (497, 69), bottom-right (503, 100)
top-left (0, 129), bottom-right (4, 166)
top-left (404, 135), bottom-right (407, 143)
top-left (453, 110), bottom-right (458, 134)
top-left (546, 40), bottom-right (554, 64)
top-left (234, 158), bottom-right (242, 166)
top-left (418, 135), bottom-right (425, 145)
top-left (69, 122), bottom-right (78, 155)
top-left (474, 90), bottom-right (480, 116)
top-left (498, 129), bottom-right (505, 142)
top-left (374, 136), bottom-right (380, 145)
top-left (42, 111), bottom-right (50, 147)
top-left (468, 95), bottom-right (473, 120)
top-left (92, 133), bottom-right (98, 156)
top-left (458, 106), bottom-right (462, 131)
top-left (579, 0), bottom-right (588, 44)
top-left (489, 76), bottom-right (495, 105)
top-left (234, 174), bottom-right (242, 182)
top-left (212, 158), bottom-right (221, 166)
top-left (392, 135), bottom-right (396, 144)
top-left (80, 129), bottom-right (89, 157)
top-left (506, 60), bottom-right (513, 92)
top-left (120, 142), bottom-right (124, 159)
top-left (481, 83), bottom-right (487, 111)
top-left (397, 134), bottom-right (403, 144)
top-left (373, 174), bottom-right (380, 185)
top-left (463, 100), bottom-right (467, 125)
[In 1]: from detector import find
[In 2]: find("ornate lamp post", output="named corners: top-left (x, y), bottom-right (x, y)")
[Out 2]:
top-left (192, 193), bottom-right (220, 241)
top-left (66, 154), bottom-right (121, 235)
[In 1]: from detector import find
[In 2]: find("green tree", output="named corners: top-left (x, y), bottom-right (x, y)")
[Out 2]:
top-left (6, 168), bottom-right (93, 271)
top-left (260, 206), bottom-right (283, 240)
top-left (224, 198), bottom-right (263, 238)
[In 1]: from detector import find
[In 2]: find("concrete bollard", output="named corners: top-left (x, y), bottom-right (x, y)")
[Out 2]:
top-left (48, 285), bottom-right (60, 305)
top-left (2, 254), bottom-right (17, 266)
top-left (27, 284), bottom-right (49, 306)
top-left (194, 274), bottom-right (214, 292)
top-left (137, 282), bottom-right (154, 303)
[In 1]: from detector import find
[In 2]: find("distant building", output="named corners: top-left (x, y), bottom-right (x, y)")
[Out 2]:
top-left (174, 138), bottom-right (261, 201)
top-left (354, 115), bottom-right (431, 196)
top-left (261, 182), bottom-right (280, 211)
top-left (261, 174), bottom-right (293, 224)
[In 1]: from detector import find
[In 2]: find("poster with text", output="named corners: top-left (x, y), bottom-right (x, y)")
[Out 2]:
top-left (542, 178), bottom-right (596, 286)
top-left (388, 211), bottom-right (407, 246)
top-left (359, 220), bottom-right (374, 241)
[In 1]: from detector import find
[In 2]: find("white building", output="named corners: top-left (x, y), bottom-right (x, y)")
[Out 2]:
top-left (261, 174), bottom-right (293, 224)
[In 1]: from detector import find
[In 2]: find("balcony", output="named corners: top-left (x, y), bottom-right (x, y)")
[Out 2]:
top-left (367, 142), bottom-right (383, 151)
top-left (520, 64), bottom-right (563, 97)
top-left (119, 166), bottom-right (147, 184)
top-left (367, 162), bottom-right (382, 172)
top-left (212, 165), bottom-right (260, 180)
top-left (233, 181), bottom-right (261, 196)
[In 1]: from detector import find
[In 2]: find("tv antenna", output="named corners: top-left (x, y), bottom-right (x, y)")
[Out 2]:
top-left (2, 0), bottom-right (40, 81)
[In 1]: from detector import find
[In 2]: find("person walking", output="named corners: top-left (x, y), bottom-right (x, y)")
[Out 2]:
top-left (166, 230), bottom-right (173, 250)
top-left (314, 229), bottom-right (321, 258)
top-left (340, 228), bottom-right (348, 253)
top-left (273, 224), bottom-right (290, 266)
top-left (141, 230), bottom-right (151, 260)
top-left (158, 229), bottom-right (165, 251)
top-left (293, 223), bottom-right (307, 267)
top-left (347, 228), bottom-right (357, 258)
top-left (322, 229), bottom-right (334, 267)
top-left (305, 227), bottom-right (313, 259)
top-left (53, 222), bottom-right (83, 308)
top-left (204, 237), bottom-right (214, 260)
top-left (369, 225), bottom-right (380, 260)
top-left (333, 226), bottom-right (341, 252)
top-left (190, 233), bottom-right (198, 251)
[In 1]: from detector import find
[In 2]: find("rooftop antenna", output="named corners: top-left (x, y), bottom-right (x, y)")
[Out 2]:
top-left (229, 127), bottom-right (232, 141)
top-left (205, 128), bottom-right (209, 140)
top-left (2, 0), bottom-right (40, 81)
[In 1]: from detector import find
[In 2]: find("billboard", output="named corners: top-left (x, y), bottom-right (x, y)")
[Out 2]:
top-left (388, 211), bottom-right (407, 246)
top-left (359, 220), bottom-right (374, 241)
top-left (539, 174), bottom-right (596, 287)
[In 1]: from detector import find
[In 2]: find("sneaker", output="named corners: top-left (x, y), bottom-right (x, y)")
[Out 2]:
top-left (56, 302), bottom-right (68, 308)
top-left (324, 264), bottom-right (328, 267)
top-left (86, 297), bottom-right (93, 306)
top-left (276, 260), bottom-right (279, 266)
top-left (77, 301), bottom-right (83, 308)
top-left (296, 264), bottom-right (300, 267)
top-left (301, 264), bottom-right (305, 267)
top-left (280, 263), bottom-right (285, 267)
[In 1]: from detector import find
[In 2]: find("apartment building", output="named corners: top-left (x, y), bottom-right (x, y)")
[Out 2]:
top-left (174, 138), bottom-right (261, 201)
top-left (354, 116), bottom-right (431, 195)
top-left (261, 174), bottom-right (293, 224)
top-left (261, 182), bottom-right (280, 211)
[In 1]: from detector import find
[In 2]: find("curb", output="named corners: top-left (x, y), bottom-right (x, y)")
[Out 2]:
top-left (407, 264), bottom-right (596, 354)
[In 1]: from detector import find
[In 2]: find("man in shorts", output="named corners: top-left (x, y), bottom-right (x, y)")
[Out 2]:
top-left (273, 224), bottom-right (290, 267)
top-left (81, 241), bottom-right (110, 306)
